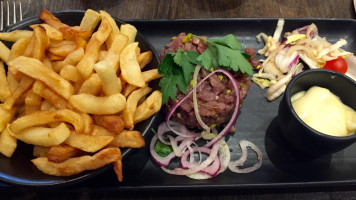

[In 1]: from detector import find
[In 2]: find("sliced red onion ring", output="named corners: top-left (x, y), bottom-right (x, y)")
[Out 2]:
top-left (150, 134), bottom-right (194, 167)
top-left (228, 140), bottom-right (263, 173)
top-left (157, 121), bottom-right (197, 145)
top-left (161, 142), bottom-right (219, 176)
top-left (180, 147), bottom-right (221, 177)
top-left (165, 69), bottom-right (240, 145)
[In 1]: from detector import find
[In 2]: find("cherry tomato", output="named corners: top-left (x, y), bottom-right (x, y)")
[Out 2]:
top-left (323, 56), bottom-right (348, 74)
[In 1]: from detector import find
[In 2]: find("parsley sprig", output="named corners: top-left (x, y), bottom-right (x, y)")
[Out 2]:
top-left (158, 34), bottom-right (253, 104)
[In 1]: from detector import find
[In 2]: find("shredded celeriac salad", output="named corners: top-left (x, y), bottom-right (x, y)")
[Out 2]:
top-left (253, 18), bottom-right (355, 101)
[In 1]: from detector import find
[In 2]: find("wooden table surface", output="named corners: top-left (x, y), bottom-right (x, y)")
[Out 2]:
top-left (3, 0), bottom-right (356, 199)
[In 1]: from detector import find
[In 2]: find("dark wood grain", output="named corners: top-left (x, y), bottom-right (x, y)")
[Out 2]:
top-left (17, 0), bottom-right (355, 20)
top-left (3, 0), bottom-right (356, 199)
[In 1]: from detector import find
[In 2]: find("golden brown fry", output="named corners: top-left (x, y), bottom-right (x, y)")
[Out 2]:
top-left (122, 84), bottom-right (138, 98)
top-left (120, 24), bottom-right (137, 44)
top-left (110, 130), bottom-right (145, 148)
top-left (53, 47), bottom-right (84, 72)
top-left (9, 109), bottom-right (84, 134)
top-left (0, 30), bottom-right (33, 42)
top-left (43, 56), bottom-right (53, 69)
top-left (0, 126), bottom-right (17, 157)
top-left (32, 147), bottom-right (121, 176)
top-left (24, 90), bottom-right (42, 115)
top-left (48, 43), bottom-right (77, 57)
top-left (8, 37), bottom-right (30, 62)
top-left (123, 87), bottom-right (152, 130)
top-left (7, 72), bottom-right (19, 95)
top-left (77, 18), bottom-right (112, 79)
top-left (138, 51), bottom-right (153, 69)
top-left (65, 131), bottom-right (113, 153)
top-left (49, 39), bottom-right (76, 48)
top-left (100, 10), bottom-right (120, 49)
top-left (47, 52), bottom-right (65, 61)
top-left (134, 90), bottom-right (162, 124)
top-left (78, 73), bottom-right (102, 95)
top-left (91, 124), bottom-right (114, 136)
top-left (30, 24), bottom-right (63, 40)
top-left (113, 159), bottom-right (123, 182)
top-left (92, 115), bottom-right (125, 135)
top-left (142, 69), bottom-right (162, 82)
top-left (13, 123), bottom-right (70, 147)
top-left (47, 144), bottom-right (84, 163)
top-left (60, 64), bottom-right (84, 83)
top-left (33, 146), bottom-right (50, 157)
top-left (3, 76), bottom-right (34, 111)
top-left (120, 42), bottom-right (145, 87)
top-left (94, 60), bottom-right (121, 95)
top-left (105, 33), bottom-right (128, 71)
top-left (69, 93), bottom-right (126, 115)
top-left (9, 56), bottom-right (74, 99)
top-left (0, 41), bottom-right (10, 63)
top-left (32, 25), bottom-right (50, 61)
top-left (76, 36), bottom-right (87, 49)
top-left (0, 104), bottom-right (16, 132)
top-left (39, 9), bottom-right (67, 30)
top-left (0, 61), bottom-right (11, 101)
top-left (80, 9), bottom-right (101, 32)
top-left (81, 113), bottom-right (93, 135)
top-left (59, 26), bottom-right (92, 40)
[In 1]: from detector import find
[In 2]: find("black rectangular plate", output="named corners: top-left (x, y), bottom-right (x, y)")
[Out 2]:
top-left (2, 18), bottom-right (356, 191)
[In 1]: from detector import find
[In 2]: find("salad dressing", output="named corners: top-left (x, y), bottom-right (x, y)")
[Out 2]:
top-left (291, 86), bottom-right (356, 137)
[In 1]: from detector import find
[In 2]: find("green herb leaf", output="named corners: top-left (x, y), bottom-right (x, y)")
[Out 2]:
top-left (197, 45), bottom-right (218, 70)
top-left (173, 48), bottom-right (200, 83)
top-left (211, 34), bottom-right (243, 50)
top-left (215, 44), bottom-right (254, 74)
top-left (154, 139), bottom-right (173, 157)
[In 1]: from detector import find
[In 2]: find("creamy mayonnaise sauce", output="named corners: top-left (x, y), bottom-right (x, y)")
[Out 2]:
top-left (291, 86), bottom-right (356, 137)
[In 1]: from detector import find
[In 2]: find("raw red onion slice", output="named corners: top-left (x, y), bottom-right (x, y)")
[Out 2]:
top-left (228, 140), bottom-right (263, 173)
top-left (161, 142), bottom-right (219, 176)
top-left (180, 147), bottom-right (221, 177)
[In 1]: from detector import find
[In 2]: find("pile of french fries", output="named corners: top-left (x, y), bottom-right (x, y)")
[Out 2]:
top-left (0, 9), bottom-right (162, 182)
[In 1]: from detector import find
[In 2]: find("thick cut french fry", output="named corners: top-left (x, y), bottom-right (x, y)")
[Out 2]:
top-left (48, 43), bottom-right (77, 57)
top-left (105, 33), bottom-right (128, 71)
top-left (9, 56), bottom-right (74, 99)
top-left (0, 104), bottom-right (16, 132)
top-left (50, 40), bottom-right (76, 48)
top-left (39, 10), bottom-right (66, 30)
top-left (32, 81), bottom-right (74, 110)
top-left (142, 69), bottom-right (162, 82)
top-left (98, 50), bottom-right (108, 62)
top-left (59, 26), bottom-right (92, 40)
top-left (30, 24), bottom-right (63, 40)
top-left (8, 37), bottom-right (30, 62)
top-left (122, 84), bottom-right (138, 98)
top-left (48, 52), bottom-right (65, 61)
top-left (32, 25), bottom-right (50, 61)
top-left (33, 146), bottom-right (50, 157)
top-left (53, 47), bottom-right (84, 72)
top-left (94, 60), bottom-right (121, 95)
top-left (78, 73), bottom-right (102, 95)
top-left (12, 123), bottom-right (70, 147)
top-left (0, 41), bottom-right (10, 63)
top-left (76, 36), bottom-right (87, 49)
top-left (80, 9), bottom-right (101, 32)
top-left (40, 100), bottom-right (55, 111)
top-left (92, 115), bottom-right (125, 135)
top-left (69, 93), bottom-right (126, 115)
top-left (138, 51), bottom-right (153, 69)
top-left (120, 42), bottom-right (145, 87)
top-left (43, 56), bottom-right (53, 69)
top-left (24, 90), bottom-right (42, 115)
top-left (123, 87), bottom-right (152, 130)
top-left (77, 18), bottom-right (112, 79)
top-left (47, 144), bottom-right (84, 163)
top-left (120, 24), bottom-right (137, 44)
top-left (0, 126), bottom-right (17, 157)
top-left (113, 159), bottom-right (123, 182)
top-left (60, 64), bottom-right (83, 83)
top-left (81, 113), bottom-right (93, 135)
top-left (100, 10), bottom-right (120, 49)
top-left (0, 61), bottom-right (11, 101)
top-left (91, 124), bottom-right (114, 136)
top-left (110, 130), bottom-right (145, 148)
top-left (134, 90), bottom-right (162, 124)
top-left (9, 109), bottom-right (84, 134)
top-left (3, 75), bottom-right (34, 111)
top-left (7, 72), bottom-right (19, 95)
top-left (65, 131), bottom-right (113, 153)
top-left (0, 30), bottom-right (33, 42)
top-left (32, 147), bottom-right (121, 176)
